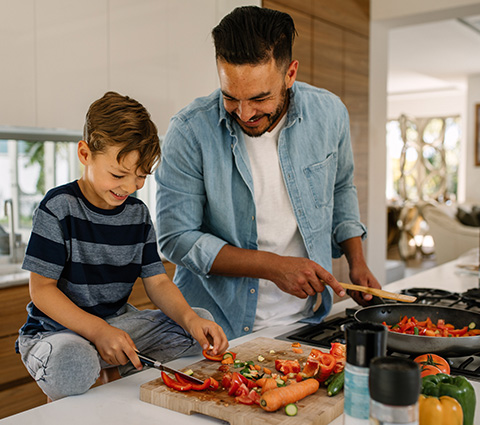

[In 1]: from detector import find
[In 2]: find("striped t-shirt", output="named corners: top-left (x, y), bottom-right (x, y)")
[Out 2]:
top-left (19, 180), bottom-right (165, 335)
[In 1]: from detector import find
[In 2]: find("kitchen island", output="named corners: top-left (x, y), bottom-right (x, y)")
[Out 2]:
top-left (1, 258), bottom-right (479, 425)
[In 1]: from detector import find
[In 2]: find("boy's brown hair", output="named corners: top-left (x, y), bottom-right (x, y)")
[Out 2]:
top-left (83, 91), bottom-right (160, 174)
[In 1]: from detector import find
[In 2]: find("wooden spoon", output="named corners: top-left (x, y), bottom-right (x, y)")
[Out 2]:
top-left (338, 282), bottom-right (416, 303)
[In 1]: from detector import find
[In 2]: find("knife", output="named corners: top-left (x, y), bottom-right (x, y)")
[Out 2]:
top-left (136, 352), bottom-right (205, 385)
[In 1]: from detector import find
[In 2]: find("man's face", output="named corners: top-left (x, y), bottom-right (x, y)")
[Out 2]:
top-left (217, 58), bottom-right (298, 137)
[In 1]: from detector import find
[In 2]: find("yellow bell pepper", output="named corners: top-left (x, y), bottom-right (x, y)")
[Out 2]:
top-left (419, 394), bottom-right (463, 425)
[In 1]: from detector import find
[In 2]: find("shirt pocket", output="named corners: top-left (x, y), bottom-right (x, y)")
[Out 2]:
top-left (303, 153), bottom-right (337, 209)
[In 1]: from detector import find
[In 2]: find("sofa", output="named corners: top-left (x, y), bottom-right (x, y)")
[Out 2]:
top-left (419, 201), bottom-right (480, 265)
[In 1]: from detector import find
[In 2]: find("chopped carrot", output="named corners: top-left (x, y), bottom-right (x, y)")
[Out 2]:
top-left (292, 347), bottom-right (303, 354)
top-left (261, 378), bottom-right (278, 394)
top-left (263, 367), bottom-right (272, 375)
top-left (256, 377), bottom-right (268, 388)
top-left (291, 342), bottom-right (301, 348)
top-left (254, 364), bottom-right (262, 371)
top-left (221, 357), bottom-right (234, 365)
top-left (280, 375), bottom-right (288, 381)
top-left (260, 379), bottom-right (320, 412)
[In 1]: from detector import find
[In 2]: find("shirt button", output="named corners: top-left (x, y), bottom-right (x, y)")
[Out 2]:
top-left (250, 288), bottom-right (256, 294)
top-left (244, 326), bottom-right (250, 332)
top-left (252, 216), bottom-right (255, 220)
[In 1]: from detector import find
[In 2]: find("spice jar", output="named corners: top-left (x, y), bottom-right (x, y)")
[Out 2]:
top-left (344, 322), bottom-right (387, 425)
top-left (369, 357), bottom-right (421, 425)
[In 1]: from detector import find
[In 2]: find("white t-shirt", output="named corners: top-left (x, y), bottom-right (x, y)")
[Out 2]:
top-left (243, 115), bottom-right (312, 330)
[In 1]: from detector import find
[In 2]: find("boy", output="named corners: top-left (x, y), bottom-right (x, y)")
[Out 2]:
top-left (16, 91), bottom-right (228, 401)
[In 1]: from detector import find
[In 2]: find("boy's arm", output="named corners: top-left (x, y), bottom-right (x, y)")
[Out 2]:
top-left (143, 274), bottom-right (228, 355)
top-left (29, 272), bottom-right (142, 370)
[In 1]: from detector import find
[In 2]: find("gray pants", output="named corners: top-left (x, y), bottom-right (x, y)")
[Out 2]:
top-left (17, 305), bottom-right (212, 400)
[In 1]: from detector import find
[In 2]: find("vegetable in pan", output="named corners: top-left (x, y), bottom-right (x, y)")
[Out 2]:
top-left (383, 316), bottom-right (480, 337)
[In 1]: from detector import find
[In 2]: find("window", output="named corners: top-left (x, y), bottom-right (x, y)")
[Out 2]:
top-left (0, 127), bottom-right (160, 263)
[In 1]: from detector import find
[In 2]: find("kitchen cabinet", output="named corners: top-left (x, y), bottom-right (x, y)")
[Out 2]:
top-left (0, 261), bottom-right (176, 419)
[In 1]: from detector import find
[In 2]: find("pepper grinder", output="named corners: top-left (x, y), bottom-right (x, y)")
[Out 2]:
top-left (369, 357), bottom-right (421, 425)
top-left (344, 322), bottom-right (387, 425)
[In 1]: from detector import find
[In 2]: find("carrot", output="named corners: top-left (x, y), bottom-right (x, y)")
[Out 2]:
top-left (261, 377), bottom-right (279, 394)
top-left (260, 379), bottom-right (320, 412)
top-left (256, 377), bottom-right (268, 388)
top-left (254, 364), bottom-right (262, 371)
top-left (292, 347), bottom-right (303, 354)
top-left (263, 367), bottom-right (272, 375)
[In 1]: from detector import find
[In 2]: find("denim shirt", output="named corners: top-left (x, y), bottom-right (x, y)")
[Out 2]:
top-left (156, 82), bottom-right (366, 340)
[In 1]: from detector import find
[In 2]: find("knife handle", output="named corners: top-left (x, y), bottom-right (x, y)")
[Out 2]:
top-left (137, 352), bottom-right (161, 368)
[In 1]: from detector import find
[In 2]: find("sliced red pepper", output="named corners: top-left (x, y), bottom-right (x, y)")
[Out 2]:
top-left (161, 371), bottom-right (192, 391)
top-left (202, 349), bottom-right (225, 362)
top-left (235, 394), bottom-right (254, 405)
top-left (228, 372), bottom-right (246, 396)
top-left (221, 372), bottom-right (232, 389)
top-left (209, 377), bottom-right (219, 390)
top-left (315, 352), bottom-right (337, 382)
top-left (275, 359), bottom-right (301, 375)
top-left (448, 326), bottom-right (468, 336)
top-left (175, 373), bottom-right (211, 390)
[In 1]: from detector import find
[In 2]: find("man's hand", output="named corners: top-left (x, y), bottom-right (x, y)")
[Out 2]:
top-left (347, 263), bottom-right (382, 307)
top-left (268, 256), bottom-right (346, 299)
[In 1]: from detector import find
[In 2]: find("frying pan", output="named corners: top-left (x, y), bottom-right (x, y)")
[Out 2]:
top-left (354, 304), bottom-right (480, 357)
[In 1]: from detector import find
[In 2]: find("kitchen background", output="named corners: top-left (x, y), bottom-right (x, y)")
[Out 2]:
top-left (1, 0), bottom-right (480, 419)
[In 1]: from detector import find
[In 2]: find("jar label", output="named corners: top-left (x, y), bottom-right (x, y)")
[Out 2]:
top-left (344, 365), bottom-right (369, 419)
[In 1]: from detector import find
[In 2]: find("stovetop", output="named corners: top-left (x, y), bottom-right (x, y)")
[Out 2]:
top-left (275, 287), bottom-right (480, 381)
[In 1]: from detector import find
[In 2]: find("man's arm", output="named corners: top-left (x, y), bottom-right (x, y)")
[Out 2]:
top-left (210, 245), bottom-right (346, 299)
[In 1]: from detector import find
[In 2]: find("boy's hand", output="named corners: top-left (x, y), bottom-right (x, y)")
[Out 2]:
top-left (90, 323), bottom-right (143, 370)
top-left (185, 317), bottom-right (229, 356)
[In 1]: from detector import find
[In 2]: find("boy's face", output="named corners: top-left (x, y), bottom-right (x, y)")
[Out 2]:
top-left (217, 58), bottom-right (298, 137)
top-left (77, 142), bottom-right (147, 210)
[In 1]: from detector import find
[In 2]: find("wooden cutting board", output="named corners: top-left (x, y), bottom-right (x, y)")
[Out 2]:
top-left (140, 336), bottom-right (344, 424)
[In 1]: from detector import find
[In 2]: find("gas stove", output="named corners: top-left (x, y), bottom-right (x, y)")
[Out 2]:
top-left (276, 287), bottom-right (480, 381)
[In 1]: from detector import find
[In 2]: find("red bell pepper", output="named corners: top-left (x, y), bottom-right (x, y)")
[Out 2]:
top-left (161, 371), bottom-right (192, 391)
top-left (275, 359), bottom-right (301, 375)
top-left (174, 373), bottom-right (211, 391)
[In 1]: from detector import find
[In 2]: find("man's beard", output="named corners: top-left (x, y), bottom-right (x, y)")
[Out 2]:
top-left (233, 87), bottom-right (289, 138)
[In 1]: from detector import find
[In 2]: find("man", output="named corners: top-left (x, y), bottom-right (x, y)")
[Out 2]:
top-left (156, 6), bottom-right (381, 340)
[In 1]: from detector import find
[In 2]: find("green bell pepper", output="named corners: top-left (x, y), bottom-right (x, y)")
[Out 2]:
top-left (421, 373), bottom-right (476, 425)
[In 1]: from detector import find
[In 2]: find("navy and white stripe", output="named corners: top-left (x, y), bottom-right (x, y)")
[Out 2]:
top-left (20, 181), bottom-right (165, 335)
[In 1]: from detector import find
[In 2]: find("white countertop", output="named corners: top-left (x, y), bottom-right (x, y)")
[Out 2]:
top-left (2, 259), bottom-right (480, 425)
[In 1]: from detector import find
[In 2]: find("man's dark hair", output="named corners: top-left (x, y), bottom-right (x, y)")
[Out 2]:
top-left (212, 6), bottom-right (296, 70)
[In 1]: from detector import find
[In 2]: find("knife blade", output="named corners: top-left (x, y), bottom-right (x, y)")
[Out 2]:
top-left (136, 352), bottom-right (205, 385)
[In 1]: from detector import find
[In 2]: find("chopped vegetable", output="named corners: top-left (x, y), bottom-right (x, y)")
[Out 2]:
top-left (183, 369), bottom-right (194, 376)
top-left (260, 379), bottom-right (320, 412)
top-left (175, 373), bottom-right (211, 391)
top-left (284, 403), bottom-right (298, 416)
top-left (161, 371), bottom-right (192, 391)
top-left (202, 349), bottom-right (225, 362)
top-left (257, 355), bottom-right (265, 362)
top-left (383, 316), bottom-right (480, 337)
top-left (327, 370), bottom-right (344, 396)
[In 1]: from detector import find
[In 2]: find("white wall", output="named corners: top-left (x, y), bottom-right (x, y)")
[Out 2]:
top-left (369, 0), bottom-right (480, 282)
top-left (0, 0), bottom-right (260, 135)
top-left (466, 74), bottom-right (480, 202)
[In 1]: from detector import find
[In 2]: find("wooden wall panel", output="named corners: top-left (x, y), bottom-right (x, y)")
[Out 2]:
top-left (313, 0), bottom-right (369, 37)
top-left (313, 20), bottom-right (343, 97)
top-left (263, 0), bottom-right (313, 84)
